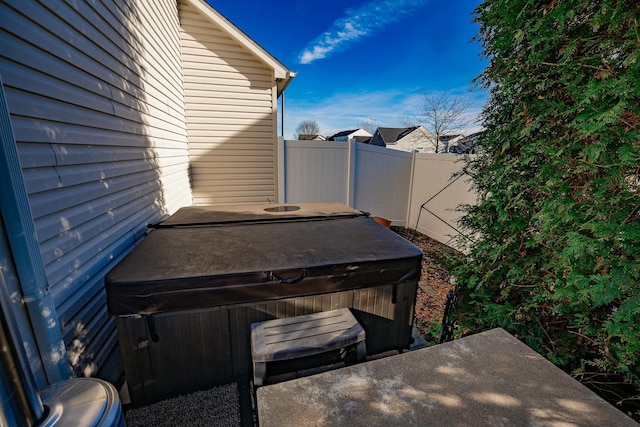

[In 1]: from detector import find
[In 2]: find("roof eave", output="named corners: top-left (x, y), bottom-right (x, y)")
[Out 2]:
top-left (277, 71), bottom-right (297, 97)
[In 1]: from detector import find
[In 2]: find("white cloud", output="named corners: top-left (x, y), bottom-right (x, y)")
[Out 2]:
top-left (298, 0), bottom-right (430, 64)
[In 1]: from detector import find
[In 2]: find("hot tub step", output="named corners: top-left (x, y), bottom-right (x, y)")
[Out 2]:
top-left (251, 308), bottom-right (366, 386)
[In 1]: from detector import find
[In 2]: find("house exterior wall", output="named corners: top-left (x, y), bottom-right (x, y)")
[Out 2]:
top-left (180, 1), bottom-right (279, 205)
top-left (389, 126), bottom-right (439, 153)
top-left (369, 130), bottom-right (385, 147)
top-left (0, 0), bottom-right (191, 383)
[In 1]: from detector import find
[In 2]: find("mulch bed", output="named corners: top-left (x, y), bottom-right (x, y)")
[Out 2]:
top-left (392, 227), bottom-right (456, 344)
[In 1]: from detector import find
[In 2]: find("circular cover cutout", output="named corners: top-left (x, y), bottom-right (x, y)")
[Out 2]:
top-left (264, 206), bottom-right (300, 212)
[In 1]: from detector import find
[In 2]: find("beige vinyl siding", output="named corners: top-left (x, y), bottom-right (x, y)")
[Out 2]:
top-left (180, 1), bottom-right (278, 205)
top-left (0, 0), bottom-right (190, 382)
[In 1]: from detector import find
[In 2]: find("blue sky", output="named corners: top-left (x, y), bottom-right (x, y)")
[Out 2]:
top-left (206, 0), bottom-right (487, 139)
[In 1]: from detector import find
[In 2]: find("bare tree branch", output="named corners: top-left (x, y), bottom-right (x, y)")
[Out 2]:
top-left (404, 92), bottom-right (473, 152)
top-left (294, 120), bottom-right (321, 140)
top-left (358, 119), bottom-right (379, 135)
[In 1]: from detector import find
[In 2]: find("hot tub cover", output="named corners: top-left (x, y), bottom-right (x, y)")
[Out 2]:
top-left (157, 202), bottom-right (364, 226)
top-left (105, 203), bottom-right (422, 316)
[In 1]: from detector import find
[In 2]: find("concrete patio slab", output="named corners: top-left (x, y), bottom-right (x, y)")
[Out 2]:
top-left (257, 328), bottom-right (638, 427)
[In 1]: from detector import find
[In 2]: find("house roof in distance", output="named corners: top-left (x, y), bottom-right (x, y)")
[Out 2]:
top-left (375, 128), bottom-right (405, 144)
top-left (371, 127), bottom-right (421, 146)
top-left (330, 129), bottom-right (360, 139)
top-left (298, 134), bottom-right (326, 141)
top-left (327, 128), bottom-right (372, 140)
top-left (354, 136), bottom-right (372, 144)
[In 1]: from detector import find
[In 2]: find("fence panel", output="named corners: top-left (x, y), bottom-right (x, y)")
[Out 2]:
top-left (408, 153), bottom-right (477, 247)
top-left (352, 144), bottom-right (412, 225)
top-left (282, 140), bottom-right (349, 203)
top-left (280, 140), bottom-right (477, 249)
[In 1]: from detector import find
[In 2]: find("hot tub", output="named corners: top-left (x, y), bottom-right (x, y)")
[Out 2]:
top-left (106, 203), bottom-right (422, 402)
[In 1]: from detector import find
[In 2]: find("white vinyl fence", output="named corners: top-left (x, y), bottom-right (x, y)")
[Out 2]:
top-left (277, 139), bottom-right (478, 248)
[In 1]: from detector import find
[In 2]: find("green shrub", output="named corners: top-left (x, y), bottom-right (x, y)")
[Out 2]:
top-left (451, 0), bottom-right (640, 399)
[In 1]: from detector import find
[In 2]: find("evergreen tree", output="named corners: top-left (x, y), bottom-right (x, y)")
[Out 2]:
top-left (451, 0), bottom-right (640, 406)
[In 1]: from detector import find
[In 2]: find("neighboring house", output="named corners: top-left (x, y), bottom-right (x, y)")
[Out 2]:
top-left (298, 134), bottom-right (326, 141)
top-left (370, 127), bottom-right (412, 147)
top-left (370, 126), bottom-right (443, 153)
top-left (328, 128), bottom-right (372, 143)
top-left (0, 0), bottom-right (294, 387)
top-left (451, 131), bottom-right (482, 154)
top-left (353, 135), bottom-right (372, 144)
top-left (440, 134), bottom-right (465, 153)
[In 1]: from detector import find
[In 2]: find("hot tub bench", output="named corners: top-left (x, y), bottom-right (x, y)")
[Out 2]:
top-left (251, 308), bottom-right (367, 387)
top-left (106, 203), bottom-right (422, 403)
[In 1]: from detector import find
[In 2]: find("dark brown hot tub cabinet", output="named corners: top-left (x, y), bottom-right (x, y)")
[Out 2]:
top-left (105, 203), bottom-right (422, 402)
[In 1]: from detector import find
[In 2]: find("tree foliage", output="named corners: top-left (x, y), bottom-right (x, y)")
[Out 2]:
top-left (294, 120), bottom-right (321, 139)
top-left (450, 0), bottom-right (640, 404)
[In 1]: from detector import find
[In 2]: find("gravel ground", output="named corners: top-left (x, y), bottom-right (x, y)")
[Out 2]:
top-left (393, 227), bottom-right (456, 344)
top-left (124, 383), bottom-right (241, 427)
